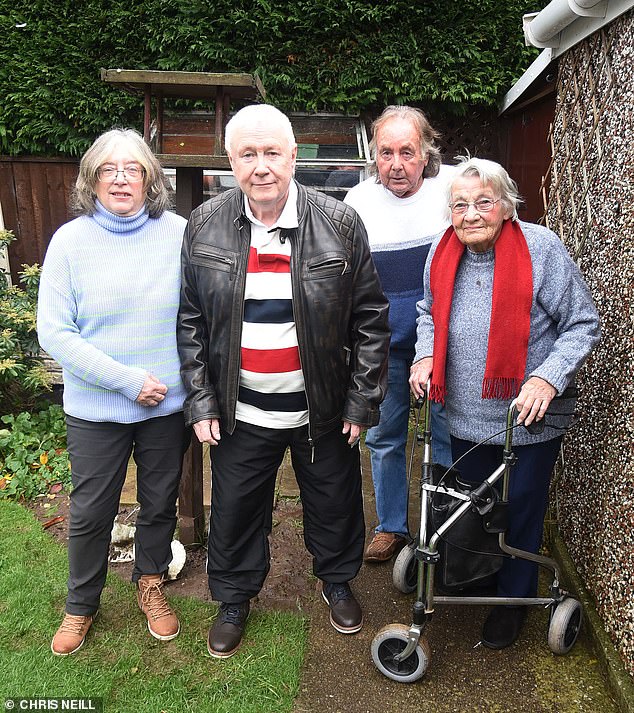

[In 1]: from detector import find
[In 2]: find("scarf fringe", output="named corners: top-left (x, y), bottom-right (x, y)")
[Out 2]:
top-left (481, 377), bottom-right (521, 401)
top-left (429, 383), bottom-right (446, 405)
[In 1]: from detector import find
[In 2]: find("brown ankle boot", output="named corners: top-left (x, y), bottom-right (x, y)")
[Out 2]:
top-left (137, 574), bottom-right (180, 641)
top-left (51, 613), bottom-right (95, 656)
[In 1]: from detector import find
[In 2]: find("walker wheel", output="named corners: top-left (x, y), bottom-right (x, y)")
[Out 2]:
top-left (371, 623), bottom-right (431, 683)
top-left (548, 597), bottom-right (582, 655)
top-left (393, 545), bottom-right (417, 594)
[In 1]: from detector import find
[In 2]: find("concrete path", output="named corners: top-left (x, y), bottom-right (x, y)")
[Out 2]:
top-left (292, 448), bottom-right (621, 713)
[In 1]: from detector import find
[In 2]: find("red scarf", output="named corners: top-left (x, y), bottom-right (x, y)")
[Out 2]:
top-left (429, 219), bottom-right (533, 404)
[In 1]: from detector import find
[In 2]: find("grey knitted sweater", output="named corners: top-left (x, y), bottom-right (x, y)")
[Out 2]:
top-left (414, 221), bottom-right (600, 446)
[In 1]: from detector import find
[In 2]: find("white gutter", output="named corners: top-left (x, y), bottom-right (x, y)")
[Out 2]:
top-left (523, 0), bottom-right (607, 47)
top-left (501, 0), bottom-right (634, 113)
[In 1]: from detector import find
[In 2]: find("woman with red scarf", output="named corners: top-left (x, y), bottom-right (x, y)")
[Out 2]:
top-left (409, 157), bottom-right (600, 650)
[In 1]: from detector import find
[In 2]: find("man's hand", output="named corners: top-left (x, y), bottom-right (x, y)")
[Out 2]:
top-left (136, 374), bottom-right (168, 407)
top-left (515, 377), bottom-right (557, 426)
top-left (193, 418), bottom-right (221, 446)
top-left (342, 421), bottom-right (364, 447)
top-left (409, 357), bottom-right (433, 398)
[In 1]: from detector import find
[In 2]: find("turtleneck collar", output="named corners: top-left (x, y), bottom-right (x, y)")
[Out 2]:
top-left (93, 199), bottom-right (150, 233)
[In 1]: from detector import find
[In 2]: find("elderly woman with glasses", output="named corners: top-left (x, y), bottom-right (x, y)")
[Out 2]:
top-left (38, 128), bottom-right (189, 655)
top-left (409, 156), bottom-right (600, 650)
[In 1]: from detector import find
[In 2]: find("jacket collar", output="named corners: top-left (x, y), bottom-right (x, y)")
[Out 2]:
top-left (232, 180), bottom-right (309, 231)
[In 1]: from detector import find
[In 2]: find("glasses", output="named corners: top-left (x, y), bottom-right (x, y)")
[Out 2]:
top-left (97, 165), bottom-right (145, 182)
top-left (450, 198), bottom-right (500, 215)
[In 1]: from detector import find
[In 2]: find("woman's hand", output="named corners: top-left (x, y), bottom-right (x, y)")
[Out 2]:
top-left (136, 374), bottom-right (168, 407)
top-left (409, 357), bottom-right (433, 398)
top-left (515, 376), bottom-right (557, 426)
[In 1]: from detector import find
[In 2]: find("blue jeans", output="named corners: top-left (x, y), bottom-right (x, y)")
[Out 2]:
top-left (365, 356), bottom-right (452, 536)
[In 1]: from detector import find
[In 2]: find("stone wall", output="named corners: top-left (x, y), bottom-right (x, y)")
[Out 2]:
top-left (545, 9), bottom-right (634, 677)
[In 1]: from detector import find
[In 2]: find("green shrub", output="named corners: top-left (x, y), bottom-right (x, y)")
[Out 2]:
top-left (0, 229), bottom-right (51, 415)
top-left (0, 404), bottom-right (70, 500)
top-left (0, 229), bottom-right (66, 500)
top-left (0, 0), bottom-right (539, 156)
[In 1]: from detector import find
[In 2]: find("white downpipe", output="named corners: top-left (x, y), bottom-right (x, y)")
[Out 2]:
top-left (524, 0), bottom-right (607, 47)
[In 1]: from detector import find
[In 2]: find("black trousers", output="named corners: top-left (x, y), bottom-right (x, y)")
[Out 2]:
top-left (451, 435), bottom-right (563, 598)
top-left (65, 412), bottom-right (189, 615)
top-left (207, 421), bottom-right (365, 604)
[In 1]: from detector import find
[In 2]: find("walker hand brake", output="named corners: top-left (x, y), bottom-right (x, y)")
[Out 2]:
top-left (469, 482), bottom-right (497, 516)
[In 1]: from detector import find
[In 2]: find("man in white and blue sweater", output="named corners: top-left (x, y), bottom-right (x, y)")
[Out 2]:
top-left (345, 106), bottom-right (454, 562)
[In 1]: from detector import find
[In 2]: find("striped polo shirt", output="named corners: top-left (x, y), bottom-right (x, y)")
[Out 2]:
top-left (235, 180), bottom-right (308, 429)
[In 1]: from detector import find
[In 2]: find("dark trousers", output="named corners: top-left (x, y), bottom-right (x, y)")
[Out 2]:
top-left (207, 421), bottom-right (365, 604)
top-left (451, 435), bottom-right (563, 598)
top-left (65, 412), bottom-right (189, 615)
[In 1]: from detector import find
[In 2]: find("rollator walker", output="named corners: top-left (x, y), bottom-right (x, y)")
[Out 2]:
top-left (370, 391), bottom-right (583, 683)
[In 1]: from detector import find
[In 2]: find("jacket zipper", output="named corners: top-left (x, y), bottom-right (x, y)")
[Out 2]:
top-left (286, 229), bottom-right (315, 463)
top-left (229, 216), bottom-right (249, 431)
top-left (193, 247), bottom-right (235, 277)
top-left (308, 258), bottom-right (349, 276)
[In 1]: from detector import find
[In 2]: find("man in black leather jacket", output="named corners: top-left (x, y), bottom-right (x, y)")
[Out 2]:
top-left (177, 104), bottom-right (390, 659)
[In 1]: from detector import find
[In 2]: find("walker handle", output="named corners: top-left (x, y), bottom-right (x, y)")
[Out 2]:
top-left (511, 385), bottom-right (579, 434)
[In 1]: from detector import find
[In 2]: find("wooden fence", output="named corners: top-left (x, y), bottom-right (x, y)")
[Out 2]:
top-left (0, 156), bottom-right (78, 282)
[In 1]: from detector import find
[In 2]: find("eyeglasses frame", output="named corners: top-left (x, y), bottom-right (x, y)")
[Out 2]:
top-left (449, 198), bottom-right (501, 215)
top-left (97, 166), bottom-right (146, 183)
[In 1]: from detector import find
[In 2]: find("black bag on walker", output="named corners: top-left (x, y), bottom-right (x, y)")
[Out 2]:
top-left (430, 465), bottom-right (507, 591)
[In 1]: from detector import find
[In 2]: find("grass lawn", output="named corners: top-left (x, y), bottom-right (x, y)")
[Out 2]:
top-left (0, 501), bottom-right (307, 713)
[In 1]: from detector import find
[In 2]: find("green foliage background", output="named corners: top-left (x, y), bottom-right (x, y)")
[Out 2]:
top-left (0, 0), bottom-right (540, 156)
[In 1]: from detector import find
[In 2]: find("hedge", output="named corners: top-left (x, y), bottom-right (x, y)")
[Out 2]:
top-left (0, 0), bottom-right (539, 156)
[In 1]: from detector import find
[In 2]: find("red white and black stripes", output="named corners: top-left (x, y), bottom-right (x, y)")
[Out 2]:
top-left (235, 188), bottom-right (308, 429)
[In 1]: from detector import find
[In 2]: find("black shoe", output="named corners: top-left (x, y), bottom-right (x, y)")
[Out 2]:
top-left (207, 601), bottom-right (250, 658)
top-left (321, 582), bottom-right (363, 634)
top-left (481, 605), bottom-right (527, 649)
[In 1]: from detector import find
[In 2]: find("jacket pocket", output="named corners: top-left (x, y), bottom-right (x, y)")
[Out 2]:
top-left (191, 244), bottom-right (236, 274)
top-left (305, 253), bottom-right (350, 279)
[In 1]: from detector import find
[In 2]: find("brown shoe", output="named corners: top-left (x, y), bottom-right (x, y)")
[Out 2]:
top-left (364, 532), bottom-right (407, 562)
top-left (137, 574), bottom-right (180, 641)
top-left (51, 613), bottom-right (95, 656)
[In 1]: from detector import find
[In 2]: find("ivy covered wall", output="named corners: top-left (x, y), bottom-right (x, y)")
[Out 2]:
top-left (1, 0), bottom-right (539, 156)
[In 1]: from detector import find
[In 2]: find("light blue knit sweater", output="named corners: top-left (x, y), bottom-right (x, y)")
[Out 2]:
top-left (37, 201), bottom-right (187, 423)
top-left (414, 221), bottom-right (601, 446)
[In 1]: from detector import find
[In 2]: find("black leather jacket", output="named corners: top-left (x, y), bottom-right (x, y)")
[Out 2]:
top-left (177, 182), bottom-right (390, 442)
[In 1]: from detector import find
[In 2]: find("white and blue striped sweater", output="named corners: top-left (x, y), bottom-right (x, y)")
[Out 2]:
top-left (344, 166), bottom-right (455, 359)
top-left (37, 201), bottom-right (187, 423)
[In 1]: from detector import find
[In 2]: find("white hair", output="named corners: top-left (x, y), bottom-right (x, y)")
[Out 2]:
top-left (224, 104), bottom-right (296, 154)
top-left (446, 156), bottom-right (522, 221)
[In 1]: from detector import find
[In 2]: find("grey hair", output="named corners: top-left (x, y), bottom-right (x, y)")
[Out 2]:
top-left (368, 105), bottom-right (442, 179)
top-left (446, 156), bottom-right (522, 221)
top-left (225, 104), bottom-right (296, 154)
top-left (72, 128), bottom-right (173, 218)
